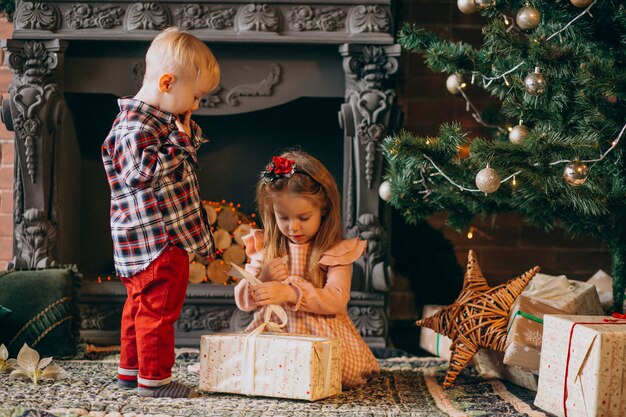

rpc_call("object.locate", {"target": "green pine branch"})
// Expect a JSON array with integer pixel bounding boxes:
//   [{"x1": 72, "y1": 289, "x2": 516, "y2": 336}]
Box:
[{"x1": 385, "y1": 1, "x2": 626, "y2": 312}]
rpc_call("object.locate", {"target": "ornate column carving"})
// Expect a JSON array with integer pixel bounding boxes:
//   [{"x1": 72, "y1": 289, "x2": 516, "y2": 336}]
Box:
[
  {"x1": 339, "y1": 43, "x2": 401, "y2": 293},
  {"x1": 0, "y1": 39, "x2": 67, "y2": 269}
]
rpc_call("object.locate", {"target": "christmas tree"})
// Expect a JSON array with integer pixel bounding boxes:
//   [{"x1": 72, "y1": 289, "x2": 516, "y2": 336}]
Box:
[{"x1": 382, "y1": 0, "x2": 625, "y2": 312}]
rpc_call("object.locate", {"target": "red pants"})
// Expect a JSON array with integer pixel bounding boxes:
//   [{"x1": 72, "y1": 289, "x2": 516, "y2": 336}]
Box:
[{"x1": 118, "y1": 245, "x2": 189, "y2": 387}]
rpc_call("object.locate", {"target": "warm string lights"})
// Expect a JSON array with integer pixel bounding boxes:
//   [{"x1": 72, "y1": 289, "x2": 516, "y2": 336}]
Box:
[
  {"x1": 408, "y1": 123, "x2": 625, "y2": 195},
  {"x1": 468, "y1": 1, "x2": 597, "y2": 87},
  {"x1": 447, "y1": 1, "x2": 598, "y2": 131},
  {"x1": 417, "y1": 0, "x2": 615, "y2": 195}
]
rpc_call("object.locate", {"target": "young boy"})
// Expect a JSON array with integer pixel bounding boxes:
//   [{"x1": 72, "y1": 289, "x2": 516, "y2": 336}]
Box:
[{"x1": 101, "y1": 27, "x2": 220, "y2": 398}]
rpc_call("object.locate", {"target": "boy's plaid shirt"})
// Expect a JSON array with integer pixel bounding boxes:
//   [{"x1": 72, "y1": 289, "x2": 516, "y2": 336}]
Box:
[{"x1": 102, "y1": 98, "x2": 215, "y2": 278}]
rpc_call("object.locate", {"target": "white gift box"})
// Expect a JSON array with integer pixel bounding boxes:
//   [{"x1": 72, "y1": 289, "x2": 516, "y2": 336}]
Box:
[
  {"x1": 419, "y1": 305, "x2": 453, "y2": 360},
  {"x1": 199, "y1": 332, "x2": 342, "y2": 401},
  {"x1": 534, "y1": 315, "x2": 626, "y2": 417}
]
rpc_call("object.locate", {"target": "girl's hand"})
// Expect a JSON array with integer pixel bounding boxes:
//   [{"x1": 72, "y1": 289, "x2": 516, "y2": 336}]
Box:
[
  {"x1": 258, "y1": 258, "x2": 288, "y2": 282},
  {"x1": 251, "y1": 282, "x2": 298, "y2": 306},
  {"x1": 175, "y1": 111, "x2": 192, "y2": 137}
]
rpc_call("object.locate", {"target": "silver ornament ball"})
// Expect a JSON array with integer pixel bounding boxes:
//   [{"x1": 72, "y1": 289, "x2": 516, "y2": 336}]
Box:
[
  {"x1": 457, "y1": 0, "x2": 478, "y2": 14},
  {"x1": 475, "y1": 166, "x2": 501, "y2": 194},
  {"x1": 570, "y1": 0, "x2": 593, "y2": 8},
  {"x1": 509, "y1": 125, "x2": 529, "y2": 145},
  {"x1": 563, "y1": 161, "x2": 588, "y2": 186},
  {"x1": 475, "y1": 0, "x2": 497, "y2": 9},
  {"x1": 516, "y1": 6, "x2": 541, "y2": 30},
  {"x1": 524, "y1": 68, "x2": 546, "y2": 95},
  {"x1": 446, "y1": 74, "x2": 465, "y2": 95},
  {"x1": 378, "y1": 180, "x2": 393, "y2": 202}
]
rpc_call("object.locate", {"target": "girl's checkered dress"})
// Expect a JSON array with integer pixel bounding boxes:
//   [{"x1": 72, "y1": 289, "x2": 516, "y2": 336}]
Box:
[{"x1": 234, "y1": 230, "x2": 380, "y2": 388}]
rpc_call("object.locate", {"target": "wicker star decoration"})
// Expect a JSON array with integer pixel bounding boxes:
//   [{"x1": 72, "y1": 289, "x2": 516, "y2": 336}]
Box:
[{"x1": 416, "y1": 250, "x2": 540, "y2": 388}]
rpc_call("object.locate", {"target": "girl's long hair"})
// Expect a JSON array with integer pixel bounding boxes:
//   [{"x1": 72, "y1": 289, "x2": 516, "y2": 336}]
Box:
[{"x1": 256, "y1": 150, "x2": 342, "y2": 288}]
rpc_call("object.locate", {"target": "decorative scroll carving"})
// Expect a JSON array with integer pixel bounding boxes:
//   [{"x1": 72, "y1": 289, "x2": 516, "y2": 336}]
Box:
[
  {"x1": 225, "y1": 64, "x2": 281, "y2": 106},
  {"x1": 347, "y1": 213, "x2": 388, "y2": 292},
  {"x1": 125, "y1": 2, "x2": 170, "y2": 31},
  {"x1": 177, "y1": 306, "x2": 231, "y2": 332},
  {"x1": 355, "y1": 93, "x2": 390, "y2": 188},
  {"x1": 80, "y1": 304, "x2": 122, "y2": 330},
  {"x1": 14, "y1": 2, "x2": 61, "y2": 31},
  {"x1": 342, "y1": 45, "x2": 399, "y2": 189},
  {"x1": 348, "y1": 306, "x2": 386, "y2": 337},
  {"x1": 236, "y1": 4, "x2": 280, "y2": 32},
  {"x1": 174, "y1": 4, "x2": 236, "y2": 30},
  {"x1": 130, "y1": 61, "x2": 145, "y2": 87},
  {"x1": 128, "y1": 62, "x2": 280, "y2": 108},
  {"x1": 348, "y1": 5, "x2": 390, "y2": 34},
  {"x1": 12, "y1": 208, "x2": 58, "y2": 269},
  {"x1": 344, "y1": 45, "x2": 399, "y2": 92},
  {"x1": 65, "y1": 4, "x2": 124, "y2": 30},
  {"x1": 3, "y1": 39, "x2": 66, "y2": 269},
  {"x1": 339, "y1": 45, "x2": 400, "y2": 340},
  {"x1": 199, "y1": 86, "x2": 224, "y2": 108},
  {"x1": 286, "y1": 6, "x2": 345, "y2": 32}
]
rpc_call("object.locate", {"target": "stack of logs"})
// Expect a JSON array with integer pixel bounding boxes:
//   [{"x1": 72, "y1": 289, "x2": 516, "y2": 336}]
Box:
[{"x1": 188, "y1": 200, "x2": 257, "y2": 284}]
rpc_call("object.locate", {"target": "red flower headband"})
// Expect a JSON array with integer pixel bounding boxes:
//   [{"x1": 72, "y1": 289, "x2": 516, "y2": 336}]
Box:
[{"x1": 261, "y1": 156, "x2": 297, "y2": 183}]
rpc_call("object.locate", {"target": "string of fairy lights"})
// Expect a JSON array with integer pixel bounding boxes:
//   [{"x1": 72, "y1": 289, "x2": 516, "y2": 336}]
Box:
[{"x1": 380, "y1": 0, "x2": 622, "y2": 200}]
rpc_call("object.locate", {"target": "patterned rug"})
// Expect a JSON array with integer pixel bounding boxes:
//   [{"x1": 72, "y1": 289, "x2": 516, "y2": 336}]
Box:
[{"x1": 0, "y1": 351, "x2": 552, "y2": 417}]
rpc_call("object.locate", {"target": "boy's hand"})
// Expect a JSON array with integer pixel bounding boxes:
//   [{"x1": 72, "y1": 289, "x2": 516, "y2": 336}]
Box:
[
  {"x1": 175, "y1": 110, "x2": 192, "y2": 137},
  {"x1": 251, "y1": 281, "x2": 298, "y2": 306},
  {"x1": 258, "y1": 258, "x2": 288, "y2": 282}
]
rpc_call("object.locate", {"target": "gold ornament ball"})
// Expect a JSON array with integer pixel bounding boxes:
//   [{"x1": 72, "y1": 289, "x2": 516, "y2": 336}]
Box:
[
  {"x1": 524, "y1": 68, "x2": 546, "y2": 96},
  {"x1": 570, "y1": 0, "x2": 593, "y2": 7},
  {"x1": 563, "y1": 161, "x2": 588, "y2": 186},
  {"x1": 475, "y1": 166, "x2": 501, "y2": 193},
  {"x1": 475, "y1": 0, "x2": 497, "y2": 9},
  {"x1": 516, "y1": 6, "x2": 541, "y2": 30},
  {"x1": 509, "y1": 125, "x2": 529, "y2": 145},
  {"x1": 446, "y1": 74, "x2": 465, "y2": 95},
  {"x1": 457, "y1": 0, "x2": 478, "y2": 14},
  {"x1": 378, "y1": 180, "x2": 393, "y2": 202}
]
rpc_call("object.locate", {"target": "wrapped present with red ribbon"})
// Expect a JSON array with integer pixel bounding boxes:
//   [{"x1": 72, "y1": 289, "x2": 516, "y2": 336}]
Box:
[
  {"x1": 418, "y1": 305, "x2": 453, "y2": 360},
  {"x1": 502, "y1": 295, "x2": 568, "y2": 372},
  {"x1": 534, "y1": 314, "x2": 626, "y2": 417}
]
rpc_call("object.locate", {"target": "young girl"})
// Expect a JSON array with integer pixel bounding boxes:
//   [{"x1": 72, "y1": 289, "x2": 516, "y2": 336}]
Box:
[{"x1": 234, "y1": 150, "x2": 380, "y2": 388}]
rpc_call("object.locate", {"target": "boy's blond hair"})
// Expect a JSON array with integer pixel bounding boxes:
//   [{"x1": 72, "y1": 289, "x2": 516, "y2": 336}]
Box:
[
  {"x1": 256, "y1": 150, "x2": 343, "y2": 289},
  {"x1": 145, "y1": 27, "x2": 220, "y2": 90}
]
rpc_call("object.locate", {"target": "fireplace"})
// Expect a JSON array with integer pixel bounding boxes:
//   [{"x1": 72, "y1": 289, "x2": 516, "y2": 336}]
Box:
[{"x1": 1, "y1": 0, "x2": 400, "y2": 347}]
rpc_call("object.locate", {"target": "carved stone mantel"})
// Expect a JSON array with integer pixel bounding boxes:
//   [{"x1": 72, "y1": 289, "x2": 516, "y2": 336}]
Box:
[
  {"x1": 1, "y1": 0, "x2": 399, "y2": 348},
  {"x1": 11, "y1": 1, "x2": 394, "y2": 44}
]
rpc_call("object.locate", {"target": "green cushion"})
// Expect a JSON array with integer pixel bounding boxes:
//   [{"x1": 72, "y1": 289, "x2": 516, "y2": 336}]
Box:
[
  {"x1": 0, "y1": 305, "x2": 11, "y2": 323},
  {"x1": 0, "y1": 267, "x2": 81, "y2": 358}
]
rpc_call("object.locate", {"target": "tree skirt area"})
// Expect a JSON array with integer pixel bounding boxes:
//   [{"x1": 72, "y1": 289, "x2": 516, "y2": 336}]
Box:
[{"x1": 0, "y1": 350, "x2": 551, "y2": 417}]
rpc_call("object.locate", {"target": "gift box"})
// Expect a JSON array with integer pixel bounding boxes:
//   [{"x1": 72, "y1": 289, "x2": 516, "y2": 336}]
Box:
[
  {"x1": 522, "y1": 273, "x2": 604, "y2": 315},
  {"x1": 199, "y1": 332, "x2": 342, "y2": 401},
  {"x1": 419, "y1": 305, "x2": 453, "y2": 360},
  {"x1": 473, "y1": 349, "x2": 539, "y2": 391},
  {"x1": 587, "y1": 270, "x2": 626, "y2": 313},
  {"x1": 502, "y1": 295, "x2": 567, "y2": 372},
  {"x1": 534, "y1": 315, "x2": 626, "y2": 417}
]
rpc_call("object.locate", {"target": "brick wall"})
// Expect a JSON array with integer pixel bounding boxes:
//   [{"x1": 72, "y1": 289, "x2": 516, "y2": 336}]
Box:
[
  {"x1": 389, "y1": 1, "x2": 612, "y2": 329},
  {"x1": 0, "y1": 14, "x2": 13, "y2": 270}
]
